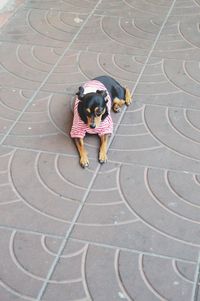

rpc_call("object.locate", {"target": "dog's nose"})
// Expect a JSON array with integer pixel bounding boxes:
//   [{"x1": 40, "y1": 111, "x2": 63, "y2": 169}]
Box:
[{"x1": 90, "y1": 123, "x2": 96, "y2": 129}]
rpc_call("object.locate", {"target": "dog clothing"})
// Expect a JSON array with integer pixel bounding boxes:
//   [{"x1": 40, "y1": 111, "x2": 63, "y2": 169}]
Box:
[{"x1": 70, "y1": 80, "x2": 113, "y2": 138}]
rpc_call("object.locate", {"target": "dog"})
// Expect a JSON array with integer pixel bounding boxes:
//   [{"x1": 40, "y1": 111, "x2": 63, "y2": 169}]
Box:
[{"x1": 70, "y1": 75, "x2": 132, "y2": 168}]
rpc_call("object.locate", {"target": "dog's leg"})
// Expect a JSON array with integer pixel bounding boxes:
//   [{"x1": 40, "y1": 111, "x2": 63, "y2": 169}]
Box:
[
  {"x1": 99, "y1": 134, "x2": 108, "y2": 164},
  {"x1": 74, "y1": 138, "x2": 89, "y2": 168},
  {"x1": 113, "y1": 97, "x2": 125, "y2": 113},
  {"x1": 125, "y1": 87, "x2": 132, "y2": 106},
  {"x1": 113, "y1": 88, "x2": 132, "y2": 112}
]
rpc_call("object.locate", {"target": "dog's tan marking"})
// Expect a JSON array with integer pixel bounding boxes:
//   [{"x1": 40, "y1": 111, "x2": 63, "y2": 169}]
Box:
[
  {"x1": 94, "y1": 116, "x2": 102, "y2": 127},
  {"x1": 125, "y1": 87, "x2": 132, "y2": 106},
  {"x1": 113, "y1": 97, "x2": 125, "y2": 112},
  {"x1": 74, "y1": 138, "x2": 89, "y2": 168},
  {"x1": 94, "y1": 107, "x2": 100, "y2": 114},
  {"x1": 87, "y1": 116, "x2": 92, "y2": 126},
  {"x1": 99, "y1": 134, "x2": 108, "y2": 163},
  {"x1": 87, "y1": 108, "x2": 106, "y2": 128},
  {"x1": 87, "y1": 116, "x2": 101, "y2": 128},
  {"x1": 86, "y1": 108, "x2": 91, "y2": 114}
]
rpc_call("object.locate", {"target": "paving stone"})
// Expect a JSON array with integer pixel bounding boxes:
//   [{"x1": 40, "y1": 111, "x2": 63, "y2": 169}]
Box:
[
  {"x1": 0, "y1": 42, "x2": 64, "y2": 89},
  {"x1": 25, "y1": 0, "x2": 99, "y2": 13},
  {"x1": 95, "y1": 0, "x2": 173, "y2": 18},
  {"x1": 42, "y1": 50, "x2": 141, "y2": 93},
  {"x1": 41, "y1": 240, "x2": 89, "y2": 301},
  {"x1": 71, "y1": 162, "x2": 200, "y2": 261},
  {"x1": 152, "y1": 9, "x2": 200, "y2": 60},
  {"x1": 0, "y1": 88, "x2": 34, "y2": 139},
  {"x1": 171, "y1": 0, "x2": 200, "y2": 18},
  {"x1": 0, "y1": 147, "x2": 99, "y2": 235},
  {"x1": 0, "y1": 228, "x2": 64, "y2": 301},
  {"x1": 107, "y1": 103, "x2": 200, "y2": 173},
  {"x1": 42, "y1": 242, "x2": 196, "y2": 301},
  {"x1": 134, "y1": 56, "x2": 200, "y2": 110},
  {"x1": 71, "y1": 14, "x2": 161, "y2": 56},
  {"x1": 2, "y1": 92, "x2": 75, "y2": 154},
  {"x1": 0, "y1": 7, "x2": 88, "y2": 48}
]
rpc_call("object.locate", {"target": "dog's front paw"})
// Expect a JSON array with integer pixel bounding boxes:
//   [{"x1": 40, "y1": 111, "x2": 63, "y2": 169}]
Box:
[
  {"x1": 80, "y1": 155, "x2": 89, "y2": 168},
  {"x1": 113, "y1": 104, "x2": 121, "y2": 113},
  {"x1": 99, "y1": 152, "x2": 107, "y2": 164},
  {"x1": 113, "y1": 98, "x2": 125, "y2": 113}
]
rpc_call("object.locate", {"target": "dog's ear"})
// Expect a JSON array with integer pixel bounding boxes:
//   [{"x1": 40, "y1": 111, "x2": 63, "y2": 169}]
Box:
[
  {"x1": 76, "y1": 86, "x2": 84, "y2": 100},
  {"x1": 96, "y1": 90, "x2": 107, "y2": 98}
]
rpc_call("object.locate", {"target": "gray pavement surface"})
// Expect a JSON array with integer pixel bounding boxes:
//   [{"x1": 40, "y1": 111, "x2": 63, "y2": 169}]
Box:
[{"x1": 0, "y1": 0, "x2": 200, "y2": 300}]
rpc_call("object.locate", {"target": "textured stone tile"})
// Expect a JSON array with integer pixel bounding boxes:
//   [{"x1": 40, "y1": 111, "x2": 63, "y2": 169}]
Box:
[
  {"x1": 134, "y1": 55, "x2": 200, "y2": 110},
  {"x1": 3, "y1": 92, "x2": 75, "y2": 154},
  {"x1": 3, "y1": 91, "x2": 76, "y2": 152},
  {"x1": 42, "y1": 50, "x2": 140, "y2": 93},
  {"x1": 115, "y1": 250, "x2": 195, "y2": 301},
  {"x1": 0, "y1": 88, "x2": 36, "y2": 138},
  {"x1": 171, "y1": 0, "x2": 200, "y2": 17},
  {"x1": 0, "y1": 8, "x2": 88, "y2": 47},
  {"x1": 41, "y1": 240, "x2": 90, "y2": 301},
  {"x1": 0, "y1": 42, "x2": 64, "y2": 89},
  {"x1": 107, "y1": 102, "x2": 200, "y2": 173},
  {"x1": 71, "y1": 14, "x2": 162, "y2": 56},
  {"x1": 95, "y1": 0, "x2": 173, "y2": 18},
  {"x1": 0, "y1": 228, "x2": 63, "y2": 301},
  {"x1": 71, "y1": 162, "x2": 200, "y2": 261},
  {"x1": 25, "y1": 0, "x2": 98, "y2": 13},
  {"x1": 151, "y1": 11, "x2": 200, "y2": 60},
  {"x1": 42, "y1": 242, "x2": 196, "y2": 301},
  {"x1": 0, "y1": 148, "x2": 96, "y2": 235},
  {"x1": 136, "y1": 62, "x2": 200, "y2": 109}
]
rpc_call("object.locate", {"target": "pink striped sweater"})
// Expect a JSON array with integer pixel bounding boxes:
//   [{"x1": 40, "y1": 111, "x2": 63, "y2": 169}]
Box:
[{"x1": 70, "y1": 80, "x2": 113, "y2": 138}]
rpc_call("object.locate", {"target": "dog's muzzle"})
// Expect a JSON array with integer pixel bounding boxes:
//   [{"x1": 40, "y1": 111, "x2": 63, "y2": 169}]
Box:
[{"x1": 90, "y1": 123, "x2": 96, "y2": 129}]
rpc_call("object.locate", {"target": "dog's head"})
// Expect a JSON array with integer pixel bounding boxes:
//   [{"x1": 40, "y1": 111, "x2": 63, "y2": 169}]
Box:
[{"x1": 76, "y1": 86, "x2": 108, "y2": 129}]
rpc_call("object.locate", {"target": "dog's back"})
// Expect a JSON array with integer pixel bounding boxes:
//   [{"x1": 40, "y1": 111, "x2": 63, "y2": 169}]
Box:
[{"x1": 93, "y1": 75, "x2": 125, "y2": 101}]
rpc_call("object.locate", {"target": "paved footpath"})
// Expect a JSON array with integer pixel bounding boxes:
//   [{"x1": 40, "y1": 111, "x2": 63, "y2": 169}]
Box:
[{"x1": 0, "y1": 0, "x2": 200, "y2": 300}]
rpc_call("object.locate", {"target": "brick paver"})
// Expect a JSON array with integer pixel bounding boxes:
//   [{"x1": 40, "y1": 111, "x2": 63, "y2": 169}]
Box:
[{"x1": 1, "y1": 0, "x2": 200, "y2": 300}]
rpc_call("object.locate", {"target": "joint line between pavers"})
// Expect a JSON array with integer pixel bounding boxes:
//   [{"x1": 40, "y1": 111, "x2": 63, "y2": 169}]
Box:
[
  {"x1": 0, "y1": 223, "x2": 196, "y2": 266},
  {"x1": 107, "y1": 0, "x2": 177, "y2": 151},
  {"x1": 191, "y1": 251, "x2": 200, "y2": 301},
  {"x1": 35, "y1": 164, "x2": 101, "y2": 301},
  {"x1": 70, "y1": 237, "x2": 197, "y2": 265},
  {"x1": 35, "y1": 1, "x2": 178, "y2": 300},
  {"x1": 0, "y1": 224, "x2": 64, "y2": 239},
  {"x1": 34, "y1": 1, "x2": 104, "y2": 300}
]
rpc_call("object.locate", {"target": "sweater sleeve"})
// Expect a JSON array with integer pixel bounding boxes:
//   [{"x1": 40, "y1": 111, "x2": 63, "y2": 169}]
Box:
[{"x1": 70, "y1": 98, "x2": 86, "y2": 138}]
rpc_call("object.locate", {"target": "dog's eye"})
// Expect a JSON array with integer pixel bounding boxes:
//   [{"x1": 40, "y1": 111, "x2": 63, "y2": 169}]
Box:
[{"x1": 95, "y1": 108, "x2": 103, "y2": 116}]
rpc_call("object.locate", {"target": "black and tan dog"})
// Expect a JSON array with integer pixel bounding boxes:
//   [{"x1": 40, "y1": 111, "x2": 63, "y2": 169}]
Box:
[{"x1": 70, "y1": 75, "x2": 132, "y2": 168}]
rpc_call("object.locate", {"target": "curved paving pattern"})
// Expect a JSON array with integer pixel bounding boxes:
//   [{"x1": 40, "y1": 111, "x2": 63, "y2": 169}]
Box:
[{"x1": 1, "y1": 0, "x2": 200, "y2": 300}]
